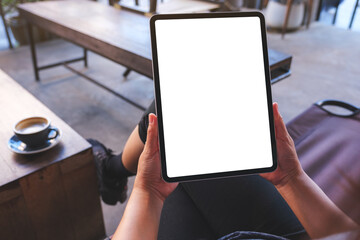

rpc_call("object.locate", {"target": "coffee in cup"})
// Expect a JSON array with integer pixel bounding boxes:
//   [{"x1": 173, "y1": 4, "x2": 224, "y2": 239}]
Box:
[{"x1": 14, "y1": 117, "x2": 59, "y2": 148}]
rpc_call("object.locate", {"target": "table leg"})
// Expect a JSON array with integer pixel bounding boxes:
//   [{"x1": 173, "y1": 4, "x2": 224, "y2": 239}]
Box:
[
  {"x1": 258, "y1": 0, "x2": 264, "y2": 9},
  {"x1": 263, "y1": 0, "x2": 269, "y2": 8},
  {"x1": 150, "y1": 0, "x2": 157, "y2": 13},
  {"x1": 27, "y1": 23, "x2": 40, "y2": 81},
  {"x1": 64, "y1": 64, "x2": 146, "y2": 111},
  {"x1": 123, "y1": 68, "x2": 132, "y2": 77},
  {"x1": 84, "y1": 48, "x2": 88, "y2": 67}
]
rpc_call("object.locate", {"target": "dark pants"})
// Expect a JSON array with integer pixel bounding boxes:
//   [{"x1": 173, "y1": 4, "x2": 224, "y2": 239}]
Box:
[
  {"x1": 139, "y1": 101, "x2": 305, "y2": 240},
  {"x1": 159, "y1": 177, "x2": 305, "y2": 240}
]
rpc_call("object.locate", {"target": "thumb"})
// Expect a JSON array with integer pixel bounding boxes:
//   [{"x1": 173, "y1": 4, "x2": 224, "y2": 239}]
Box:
[
  {"x1": 143, "y1": 113, "x2": 159, "y2": 155},
  {"x1": 273, "y1": 102, "x2": 288, "y2": 141}
]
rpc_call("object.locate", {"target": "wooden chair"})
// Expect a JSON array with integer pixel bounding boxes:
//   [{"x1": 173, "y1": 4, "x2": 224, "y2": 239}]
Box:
[
  {"x1": 315, "y1": 0, "x2": 341, "y2": 25},
  {"x1": 282, "y1": 0, "x2": 314, "y2": 38},
  {"x1": 224, "y1": 0, "x2": 312, "y2": 38}
]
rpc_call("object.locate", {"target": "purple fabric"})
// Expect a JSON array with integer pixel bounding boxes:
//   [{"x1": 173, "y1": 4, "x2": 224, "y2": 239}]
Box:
[{"x1": 286, "y1": 104, "x2": 360, "y2": 224}]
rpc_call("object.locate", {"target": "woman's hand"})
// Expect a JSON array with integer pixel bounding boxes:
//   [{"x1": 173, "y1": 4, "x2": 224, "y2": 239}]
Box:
[
  {"x1": 260, "y1": 103, "x2": 359, "y2": 238},
  {"x1": 260, "y1": 103, "x2": 303, "y2": 188},
  {"x1": 113, "y1": 114, "x2": 177, "y2": 240},
  {"x1": 134, "y1": 113, "x2": 178, "y2": 202}
]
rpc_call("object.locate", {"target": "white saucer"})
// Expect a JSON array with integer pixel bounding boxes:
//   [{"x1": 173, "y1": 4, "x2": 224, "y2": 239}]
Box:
[{"x1": 8, "y1": 127, "x2": 62, "y2": 155}]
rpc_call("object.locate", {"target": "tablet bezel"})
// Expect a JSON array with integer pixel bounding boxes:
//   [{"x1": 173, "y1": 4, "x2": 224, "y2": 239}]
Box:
[{"x1": 150, "y1": 12, "x2": 277, "y2": 182}]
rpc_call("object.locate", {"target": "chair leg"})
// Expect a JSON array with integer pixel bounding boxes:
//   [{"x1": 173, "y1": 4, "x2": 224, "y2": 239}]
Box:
[
  {"x1": 306, "y1": 0, "x2": 313, "y2": 28},
  {"x1": 349, "y1": 0, "x2": 359, "y2": 29},
  {"x1": 315, "y1": 0, "x2": 323, "y2": 20},
  {"x1": 332, "y1": 0, "x2": 340, "y2": 25},
  {"x1": 282, "y1": 0, "x2": 294, "y2": 39}
]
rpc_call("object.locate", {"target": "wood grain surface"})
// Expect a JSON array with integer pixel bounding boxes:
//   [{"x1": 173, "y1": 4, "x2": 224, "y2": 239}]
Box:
[
  {"x1": 0, "y1": 69, "x2": 91, "y2": 187},
  {"x1": 18, "y1": 1, "x2": 153, "y2": 77},
  {"x1": 18, "y1": 1, "x2": 290, "y2": 80}
]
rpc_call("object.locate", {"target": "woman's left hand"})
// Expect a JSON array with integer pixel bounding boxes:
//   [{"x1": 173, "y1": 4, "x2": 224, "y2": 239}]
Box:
[
  {"x1": 134, "y1": 113, "x2": 178, "y2": 202},
  {"x1": 113, "y1": 114, "x2": 177, "y2": 240}
]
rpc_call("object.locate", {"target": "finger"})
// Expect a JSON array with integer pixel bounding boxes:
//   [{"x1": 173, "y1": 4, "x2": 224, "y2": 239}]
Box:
[
  {"x1": 273, "y1": 102, "x2": 289, "y2": 140},
  {"x1": 144, "y1": 113, "x2": 159, "y2": 154}
]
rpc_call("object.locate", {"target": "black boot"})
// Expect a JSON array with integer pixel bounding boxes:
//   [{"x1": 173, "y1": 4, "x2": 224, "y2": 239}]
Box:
[{"x1": 87, "y1": 139, "x2": 128, "y2": 205}]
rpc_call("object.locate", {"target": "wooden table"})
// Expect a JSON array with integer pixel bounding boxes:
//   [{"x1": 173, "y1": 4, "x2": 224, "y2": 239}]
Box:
[
  {"x1": 0, "y1": 70, "x2": 105, "y2": 240},
  {"x1": 18, "y1": 1, "x2": 152, "y2": 77},
  {"x1": 18, "y1": 1, "x2": 291, "y2": 109}
]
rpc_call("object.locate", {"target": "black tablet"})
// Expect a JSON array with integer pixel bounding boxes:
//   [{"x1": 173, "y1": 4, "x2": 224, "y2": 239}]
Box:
[{"x1": 150, "y1": 12, "x2": 277, "y2": 182}]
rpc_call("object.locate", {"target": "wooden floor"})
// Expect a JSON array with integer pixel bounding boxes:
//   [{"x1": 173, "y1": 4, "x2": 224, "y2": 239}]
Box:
[{"x1": 0, "y1": 22, "x2": 359, "y2": 236}]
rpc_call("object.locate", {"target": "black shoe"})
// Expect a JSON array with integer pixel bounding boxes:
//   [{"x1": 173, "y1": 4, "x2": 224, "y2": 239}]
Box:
[{"x1": 87, "y1": 139, "x2": 128, "y2": 205}]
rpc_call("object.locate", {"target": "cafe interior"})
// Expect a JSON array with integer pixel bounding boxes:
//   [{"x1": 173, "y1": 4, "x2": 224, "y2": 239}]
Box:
[{"x1": 0, "y1": 0, "x2": 359, "y2": 239}]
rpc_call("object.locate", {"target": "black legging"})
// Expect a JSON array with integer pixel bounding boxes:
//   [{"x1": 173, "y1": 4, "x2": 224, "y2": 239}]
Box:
[{"x1": 139, "y1": 100, "x2": 306, "y2": 240}]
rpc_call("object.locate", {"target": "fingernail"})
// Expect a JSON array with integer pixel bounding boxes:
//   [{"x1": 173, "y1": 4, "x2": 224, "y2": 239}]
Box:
[{"x1": 149, "y1": 114, "x2": 154, "y2": 124}]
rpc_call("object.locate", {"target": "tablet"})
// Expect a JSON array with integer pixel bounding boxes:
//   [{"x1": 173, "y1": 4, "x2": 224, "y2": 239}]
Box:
[{"x1": 150, "y1": 12, "x2": 277, "y2": 182}]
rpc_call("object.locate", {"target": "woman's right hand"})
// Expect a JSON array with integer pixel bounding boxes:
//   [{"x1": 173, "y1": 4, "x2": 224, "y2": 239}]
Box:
[
  {"x1": 261, "y1": 103, "x2": 359, "y2": 238},
  {"x1": 260, "y1": 103, "x2": 303, "y2": 188}
]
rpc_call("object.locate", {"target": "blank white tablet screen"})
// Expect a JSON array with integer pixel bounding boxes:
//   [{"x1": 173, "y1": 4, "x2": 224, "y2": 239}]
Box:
[{"x1": 154, "y1": 16, "x2": 273, "y2": 178}]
